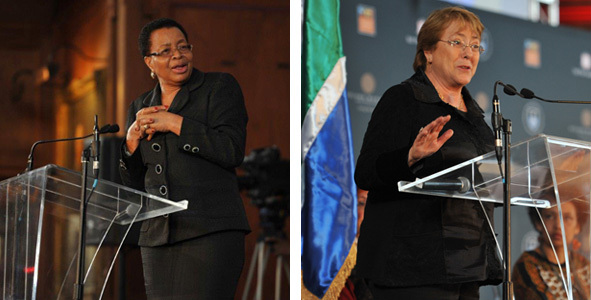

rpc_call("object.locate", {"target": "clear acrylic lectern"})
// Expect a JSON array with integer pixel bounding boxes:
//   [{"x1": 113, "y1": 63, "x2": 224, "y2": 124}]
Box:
[
  {"x1": 398, "y1": 134, "x2": 591, "y2": 300},
  {"x1": 0, "y1": 164, "x2": 188, "y2": 299}
]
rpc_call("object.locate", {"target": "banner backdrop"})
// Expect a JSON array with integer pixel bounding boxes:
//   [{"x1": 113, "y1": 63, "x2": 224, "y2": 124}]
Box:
[{"x1": 341, "y1": 0, "x2": 591, "y2": 297}]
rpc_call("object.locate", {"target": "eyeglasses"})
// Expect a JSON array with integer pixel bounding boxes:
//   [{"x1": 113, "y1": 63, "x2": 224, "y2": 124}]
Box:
[
  {"x1": 147, "y1": 44, "x2": 193, "y2": 58},
  {"x1": 439, "y1": 40, "x2": 484, "y2": 54}
]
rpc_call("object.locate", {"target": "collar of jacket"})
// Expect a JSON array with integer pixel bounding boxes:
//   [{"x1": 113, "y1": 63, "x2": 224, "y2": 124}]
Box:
[
  {"x1": 142, "y1": 68, "x2": 205, "y2": 114},
  {"x1": 403, "y1": 69, "x2": 485, "y2": 115}
]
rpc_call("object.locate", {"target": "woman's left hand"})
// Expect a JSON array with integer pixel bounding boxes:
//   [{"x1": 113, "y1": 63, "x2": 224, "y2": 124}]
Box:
[
  {"x1": 136, "y1": 107, "x2": 183, "y2": 141},
  {"x1": 407, "y1": 115, "x2": 454, "y2": 167}
]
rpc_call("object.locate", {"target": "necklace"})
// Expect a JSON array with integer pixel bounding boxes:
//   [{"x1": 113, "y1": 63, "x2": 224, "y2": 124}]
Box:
[{"x1": 437, "y1": 91, "x2": 466, "y2": 111}]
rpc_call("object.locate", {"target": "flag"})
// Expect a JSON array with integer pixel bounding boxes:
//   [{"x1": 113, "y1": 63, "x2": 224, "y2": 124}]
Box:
[{"x1": 301, "y1": 0, "x2": 357, "y2": 298}]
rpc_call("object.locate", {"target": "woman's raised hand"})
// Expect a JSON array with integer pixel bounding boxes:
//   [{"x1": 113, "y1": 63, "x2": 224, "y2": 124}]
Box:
[{"x1": 407, "y1": 115, "x2": 454, "y2": 167}]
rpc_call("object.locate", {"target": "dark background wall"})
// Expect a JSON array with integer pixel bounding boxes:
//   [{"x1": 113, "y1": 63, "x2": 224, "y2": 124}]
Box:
[
  {"x1": 0, "y1": 0, "x2": 289, "y2": 299},
  {"x1": 341, "y1": 0, "x2": 591, "y2": 297}
]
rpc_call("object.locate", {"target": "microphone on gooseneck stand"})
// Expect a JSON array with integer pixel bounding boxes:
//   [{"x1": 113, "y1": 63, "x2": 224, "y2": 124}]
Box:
[
  {"x1": 97, "y1": 124, "x2": 120, "y2": 134},
  {"x1": 25, "y1": 124, "x2": 119, "y2": 173},
  {"x1": 501, "y1": 83, "x2": 591, "y2": 104},
  {"x1": 491, "y1": 81, "x2": 526, "y2": 164},
  {"x1": 500, "y1": 83, "x2": 524, "y2": 98},
  {"x1": 491, "y1": 81, "x2": 503, "y2": 166},
  {"x1": 520, "y1": 88, "x2": 535, "y2": 99},
  {"x1": 104, "y1": 124, "x2": 120, "y2": 134},
  {"x1": 519, "y1": 87, "x2": 591, "y2": 104},
  {"x1": 92, "y1": 115, "x2": 100, "y2": 177}
]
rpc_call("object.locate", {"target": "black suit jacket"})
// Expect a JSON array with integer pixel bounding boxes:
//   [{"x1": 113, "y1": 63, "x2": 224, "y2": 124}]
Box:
[
  {"x1": 355, "y1": 70, "x2": 503, "y2": 287},
  {"x1": 120, "y1": 68, "x2": 250, "y2": 247}
]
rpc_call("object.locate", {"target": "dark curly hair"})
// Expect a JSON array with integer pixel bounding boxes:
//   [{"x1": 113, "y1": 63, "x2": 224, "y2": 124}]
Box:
[{"x1": 138, "y1": 18, "x2": 189, "y2": 57}]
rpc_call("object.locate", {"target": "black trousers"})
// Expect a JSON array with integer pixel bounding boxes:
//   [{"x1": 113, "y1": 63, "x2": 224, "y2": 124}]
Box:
[
  {"x1": 368, "y1": 280, "x2": 480, "y2": 300},
  {"x1": 141, "y1": 230, "x2": 246, "y2": 300}
]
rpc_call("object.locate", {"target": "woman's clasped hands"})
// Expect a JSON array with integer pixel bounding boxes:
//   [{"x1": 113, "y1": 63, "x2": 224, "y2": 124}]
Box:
[{"x1": 126, "y1": 105, "x2": 182, "y2": 153}]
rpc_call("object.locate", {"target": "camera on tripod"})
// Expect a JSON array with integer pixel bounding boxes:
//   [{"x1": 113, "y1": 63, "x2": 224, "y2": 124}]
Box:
[{"x1": 238, "y1": 146, "x2": 289, "y2": 240}]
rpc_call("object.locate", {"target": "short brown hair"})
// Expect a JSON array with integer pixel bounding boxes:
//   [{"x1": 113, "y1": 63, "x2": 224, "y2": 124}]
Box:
[
  {"x1": 413, "y1": 6, "x2": 484, "y2": 72},
  {"x1": 528, "y1": 198, "x2": 588, "y2": 231},
  {"x1": 528, "y1": 178, "x2": 589, "y2": 229}
]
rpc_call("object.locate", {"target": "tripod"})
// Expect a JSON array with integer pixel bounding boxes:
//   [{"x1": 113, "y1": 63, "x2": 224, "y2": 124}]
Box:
[
  {"x1": 236, "y1": 151, "x2": 290, "y2": 300},
  {"x1": 242, "y1": 234, "x2": 289, "y2": 300}
]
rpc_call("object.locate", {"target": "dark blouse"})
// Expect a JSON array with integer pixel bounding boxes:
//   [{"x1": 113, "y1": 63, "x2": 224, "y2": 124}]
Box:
[{"x1": 355, "y1": 69, "x2": 503, "y2": 287}]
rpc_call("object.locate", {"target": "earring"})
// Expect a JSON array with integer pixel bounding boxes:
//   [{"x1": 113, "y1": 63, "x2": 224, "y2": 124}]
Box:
[{"x1": 150, "y1": 71, "x2": 156, "y2": 79}]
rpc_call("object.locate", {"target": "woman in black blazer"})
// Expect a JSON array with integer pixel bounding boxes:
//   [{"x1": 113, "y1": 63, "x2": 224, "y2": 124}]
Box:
[
  {"x1": 354, "y1": 7, "x2": 502, "y2": 299},
  {"x1": 119, "y1": 18, "x2": 250, "y2": 299}
]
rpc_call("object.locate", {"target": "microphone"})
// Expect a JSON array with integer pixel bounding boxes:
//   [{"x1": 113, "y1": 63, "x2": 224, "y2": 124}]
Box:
[
  {"x1": 500, "y1": 83, "x2": 524, "y2": 98},
  {"x1": 25, "y1": 123, "x2": 119, "y2": 172},
  {"x1": 496, "y1": 82, "x2": 591, "y2": 104},
  {"x1": 520, "y1": 88, "x2": 535, "y2": 99},
  {"x1": 418, "y1": 177, "x2": 471, "y2": 193},
  {"x1": 492, "y1": 81, "x2": 503, "y2": 165},
  {"x1": 513, "y1": 87, "x2": 591, "y2": 104},
  {"x1": 502, "y1": 85, "x2": 517, "y2": 96},
  {"x1": 92, "y1": 116, "x2": 100, "y2": 175},
  {"x1": 102, "y1": 124, "x2": 119, "y2": 134}
]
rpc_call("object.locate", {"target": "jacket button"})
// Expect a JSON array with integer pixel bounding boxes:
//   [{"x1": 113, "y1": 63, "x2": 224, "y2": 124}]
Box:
[
  {"x1": 151, "y1": 143, "x2": 161, "y2": 152},
  {"x1": 159, "y1": 185, "x2": 167, "y2": 196},
  {"x1": 155, "y1": 164, "x2": 163, "y2": 174},
  {"x1": 183, "y1": 144, "x2": 191, "y2": 151},
  {"x1": 191, "y1": 146, "x2": 199, "y2": 153},
  {"x1": 119, "y1": 159, "x2": 127, "y2": 170}
]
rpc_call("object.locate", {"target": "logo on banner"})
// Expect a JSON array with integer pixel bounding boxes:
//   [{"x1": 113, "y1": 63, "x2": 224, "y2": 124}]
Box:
[
  {"x1": 479, "y1": 29, "x2": 492, "y2": 62},
  {"x1": 524, "y1": 39, "x2": 541, "y2": 69},
  {"x1": 416, "y1": 19, "x2": 425, "y2": 35},
  {"x1": 404, "y1": 18, "x2": 425, "y2": 45},
  {"x1": 581, "y1": 52, "x2": 591, "y2": 70},
  {"x1": 357, "y1": 4, "x2": 376, "y2": 37},
  {"x1": 360, "y1": 72, "x2": 376, "y2": 95},
  {"x1": 567, "y1": 109, "x2": 591, "y2": 139},
  {"x1": 572, "y1": 52, "x2": 591, "y2": 79},
  {"x1": 522, "y1": 101, "x2": 544, "y2": 135},
  {"x1": 582, "y1": 109, "x2": 591, "y2": 127},
  {"x1": 348, "y1": 71, "x2": 381, "y2": 114}
]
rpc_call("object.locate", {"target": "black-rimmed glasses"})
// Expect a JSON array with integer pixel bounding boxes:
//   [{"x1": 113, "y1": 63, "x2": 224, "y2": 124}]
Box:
[{"x1": 147, "y1": 44, "x2": 193, "y2": 58}]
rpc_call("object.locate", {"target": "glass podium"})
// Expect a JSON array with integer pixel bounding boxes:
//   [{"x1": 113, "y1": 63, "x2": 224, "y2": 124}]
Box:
[
  {"x1": 398, "y1": 134, "x2": 591, "y2": 300},
  {"x1": 0, "y1": 164, "x2": 188, "y2": 299}
]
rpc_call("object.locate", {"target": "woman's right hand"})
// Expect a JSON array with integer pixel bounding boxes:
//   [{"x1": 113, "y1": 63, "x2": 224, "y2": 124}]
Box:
[
  {"x1": 407, "y1": 115, "x2": 454, "y2": 167},
  {"x1": 125, "y1": 105, "x2": 168, "y2": 154}
]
